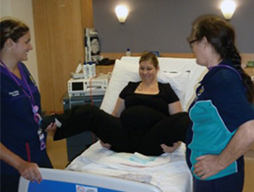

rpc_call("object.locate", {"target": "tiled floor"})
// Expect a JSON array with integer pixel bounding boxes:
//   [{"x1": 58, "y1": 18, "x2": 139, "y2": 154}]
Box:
[{"x1": 46, "y1": 137, "x2": 254, "y2": 192}]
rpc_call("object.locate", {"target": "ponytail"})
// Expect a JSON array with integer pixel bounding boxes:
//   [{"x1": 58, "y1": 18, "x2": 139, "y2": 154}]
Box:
[{"x1": 227, "y1": 43, "x2": 254, "y2": 103}]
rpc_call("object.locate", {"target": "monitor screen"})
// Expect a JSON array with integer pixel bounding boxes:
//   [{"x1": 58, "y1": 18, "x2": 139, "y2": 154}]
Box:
[{"x1": 72, "y1": 82, "x2": 83, "y2": 91}]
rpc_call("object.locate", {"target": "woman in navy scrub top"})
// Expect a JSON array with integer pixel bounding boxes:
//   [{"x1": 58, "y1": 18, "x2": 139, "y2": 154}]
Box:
[
  {"x1": 186, "y1": 15, "x2": 254, "y2": 192},
  {"x1": 0, "y1": 19, "x2": 55, "y2": 192}
]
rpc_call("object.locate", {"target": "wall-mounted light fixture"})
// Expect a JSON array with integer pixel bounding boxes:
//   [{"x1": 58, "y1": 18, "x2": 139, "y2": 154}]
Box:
[
  {"x1": 115, "y1": 5, "x2": 129, "y2": 24},
  {"x1": 220, "y1": 0, "x2": 236, "y2": 20}
]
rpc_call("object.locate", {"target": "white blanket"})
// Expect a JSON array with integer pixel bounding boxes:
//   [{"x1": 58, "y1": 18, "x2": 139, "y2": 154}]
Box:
[{"x1": 67, "y1": 141, "x2": 192, "y2": 192}]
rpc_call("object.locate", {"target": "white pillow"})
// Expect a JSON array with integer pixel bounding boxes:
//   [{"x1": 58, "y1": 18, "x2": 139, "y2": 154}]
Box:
[
  {"x1": 158, "y1": 71, "x2": 190, "y2": 110},
  {"x1": 121, "y1": 56, "x2": 197, "y2": 73},
  {"x1": 100, "y1": 59, "x2": 190, "y2": 113},
  {"x1": 184, "y1": 65, "x2": 207, "y2": 110},
  {"x1": 100, "y1": 60, "x2": 140, "y2": 114}
]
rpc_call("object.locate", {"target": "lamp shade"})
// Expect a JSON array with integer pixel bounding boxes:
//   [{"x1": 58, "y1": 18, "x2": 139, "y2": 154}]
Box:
[
  {"x1": 115, "y1": 5, "x2": 129, "y2": 23},
  {"x1": 220, "y1": 0, "x2": 236, "y2": 20}
]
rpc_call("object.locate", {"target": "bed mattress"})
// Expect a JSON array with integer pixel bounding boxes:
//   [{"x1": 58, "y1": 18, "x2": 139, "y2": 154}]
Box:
[{"x1": 66, "y1": 141, "x2": 192, "y2": 192}]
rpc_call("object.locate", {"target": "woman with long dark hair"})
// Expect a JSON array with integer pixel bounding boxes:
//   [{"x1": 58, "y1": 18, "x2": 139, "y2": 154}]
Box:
[{"x1": 186, "y1": 15, "x2": 254, "y2": 192}]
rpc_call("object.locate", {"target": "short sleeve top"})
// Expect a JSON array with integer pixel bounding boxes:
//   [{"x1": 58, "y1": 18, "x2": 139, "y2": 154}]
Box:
[
  {"x1": 0, "y1": 62, "x2": 45, "y2": 174},
  {"x1": 119, "y1": 81, "x2": 179, "y2": 116},
  {"x1": 186, "y1": 61, "x2": 254, "y2": 180}
]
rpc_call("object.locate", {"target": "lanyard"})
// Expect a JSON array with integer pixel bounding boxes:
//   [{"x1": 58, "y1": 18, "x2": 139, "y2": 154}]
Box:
[
  {"x1": 0, "y1": 59, "x2": 45, "y2": 150},
  {"x1": 0, "y1": 59, "x2": 38, "y2": 111},
  {"x1": 193, "y1": 64, "x2": 244, "y2": 103},
  {"x1": 208, "y1": 64, "x2": 242, "y2": 81}
]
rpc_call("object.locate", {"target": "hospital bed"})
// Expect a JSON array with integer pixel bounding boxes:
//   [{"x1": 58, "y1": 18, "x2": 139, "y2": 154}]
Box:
[{"x1": 19, "y1": 56, "x2": 207, "y2": 192}]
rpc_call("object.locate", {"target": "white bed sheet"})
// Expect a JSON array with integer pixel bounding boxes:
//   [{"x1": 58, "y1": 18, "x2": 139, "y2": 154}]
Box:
[
  {"x1": 67, "y1": 56, "x2": 207, "y2": 192},
  {"x1": 67, "y1": 141, "x2": 192, "y2": 192}
]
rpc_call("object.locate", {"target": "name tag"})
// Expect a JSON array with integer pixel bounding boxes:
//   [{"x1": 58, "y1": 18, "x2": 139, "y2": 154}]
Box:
[{"x1": 9, "y1": 90, "x2": 20, "y2": 97}]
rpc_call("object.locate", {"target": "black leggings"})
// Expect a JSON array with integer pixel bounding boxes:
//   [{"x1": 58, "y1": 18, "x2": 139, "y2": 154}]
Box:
[{"x1": 53, "y1": 105, "x2": 190, "y2": 156}]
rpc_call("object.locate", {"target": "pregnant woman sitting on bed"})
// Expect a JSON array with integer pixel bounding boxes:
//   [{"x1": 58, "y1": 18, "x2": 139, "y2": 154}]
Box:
[{"x1": 43, "y1": 52, "x2": 190, "y2": 156}]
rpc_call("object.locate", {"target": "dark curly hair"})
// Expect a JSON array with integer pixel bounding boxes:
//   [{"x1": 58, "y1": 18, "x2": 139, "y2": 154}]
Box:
[{"x1": 191, "y1": 15, "x2": 254, "y2": 103}]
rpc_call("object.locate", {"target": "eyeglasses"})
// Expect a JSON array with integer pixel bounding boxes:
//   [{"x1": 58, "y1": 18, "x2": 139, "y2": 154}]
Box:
[{"x1": 189, "y1": 39, "x2": 197, "y2": 48}]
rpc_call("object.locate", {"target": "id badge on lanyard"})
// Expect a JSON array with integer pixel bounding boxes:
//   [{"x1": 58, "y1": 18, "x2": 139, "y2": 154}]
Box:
[
  {"x1": 38, "y1": 129, "x2": 46, "y2": 150},
  {"x1": 33, "y1": 106, "x2": 46, "y2": 150}
]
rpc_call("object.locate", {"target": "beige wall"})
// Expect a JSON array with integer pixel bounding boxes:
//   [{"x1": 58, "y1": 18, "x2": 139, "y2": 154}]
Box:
[{"x1": 0, "y1": 0, "x2": 39, "y2": 85}]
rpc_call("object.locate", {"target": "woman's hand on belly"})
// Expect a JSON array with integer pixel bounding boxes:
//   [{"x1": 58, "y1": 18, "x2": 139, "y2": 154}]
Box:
[
  {"x1": 161, "y1": 141, "x2": 181, "y2": 153},
  {"x1": 100, "y1": 140, "x2": 111, "y2": 149}
]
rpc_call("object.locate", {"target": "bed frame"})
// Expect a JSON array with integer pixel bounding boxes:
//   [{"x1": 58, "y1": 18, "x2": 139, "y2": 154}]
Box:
[{"x1": 18, "y1": 168, "x2": 162, "y2": 192}]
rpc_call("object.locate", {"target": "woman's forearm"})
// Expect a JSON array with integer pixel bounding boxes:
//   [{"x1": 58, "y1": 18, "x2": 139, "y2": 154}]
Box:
[
  {"x1": 218, "y1": 120, "x2": 254, "y2": 167},
  {"x1": 168, "y1": 101, "x2": 182, "y2": 114},
  {"x1": 0, "y1": 143, "x2": 25, "y2": 170},
  {"x1": 0, "y1": 142, "x2": 42, "y2": 182},
  {"x1": 194, "y1": 120, "x2": 254, "y2": 179},
  {"x1": 111, "y1": 98, "x2": 125, "y2": 117}
]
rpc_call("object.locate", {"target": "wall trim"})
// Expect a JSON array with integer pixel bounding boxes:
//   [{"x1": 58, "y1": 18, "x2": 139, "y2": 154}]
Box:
[{"x1": 101, "y1": 53, "x2": 254, "y2": 64}]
